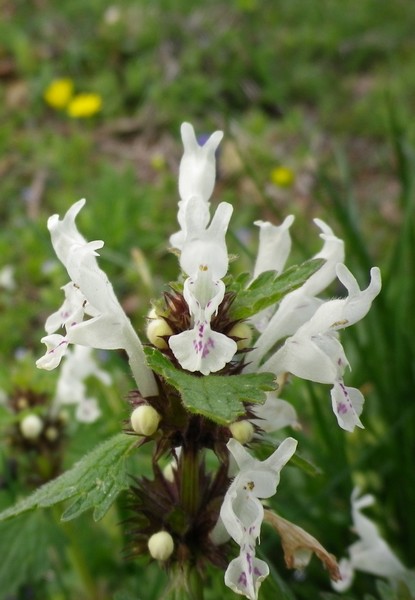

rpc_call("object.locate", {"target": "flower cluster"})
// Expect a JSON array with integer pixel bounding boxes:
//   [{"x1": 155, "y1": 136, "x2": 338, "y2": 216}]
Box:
[
  {"x1": 36, "y1": 122, "x2": 383, "y2": 599},
  {"x1": 43, "y1": 78, "x2": 102, "y2": 118}
]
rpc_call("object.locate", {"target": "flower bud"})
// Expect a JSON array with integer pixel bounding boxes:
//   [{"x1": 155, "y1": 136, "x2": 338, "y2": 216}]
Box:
[
  {"x1": 163, "y1": 461, "x2": 177, "y2": 483},
  {"x1": 45, "y1": 426, "x2": 59, "y2": 442},
  {"x1": 228, "y1": 322, "x2": 253, "y2": 350},
  {"x1": 130, "y1": 405, "x2": 161, "y2": 436},
  {"x1": 148, "y1": 531, "x2": 174, "y2": 561},
  {"x1": 20, "y1": 414, "x2": 43, "y2": 440},
  {"x1": 146, "y1": 308, "x2": 173, "y2": 350},
  {"x1": 229, "y1": 420, "x2": 254, "y2": 444}
]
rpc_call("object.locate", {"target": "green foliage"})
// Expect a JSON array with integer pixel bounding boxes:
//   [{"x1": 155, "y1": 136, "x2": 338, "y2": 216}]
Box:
[
  {"x1": 229, "y1": 258, "x2": 325, "y2": 320},
  {"x1": 0, "y1": 510, "x2": 65, "y2": 597},
  {"x1": 145, "y1": 347, "x2": 276, "y2": 425},
  {"x1": 0, "y1": 434, "x2": 136, "y2": 523}
]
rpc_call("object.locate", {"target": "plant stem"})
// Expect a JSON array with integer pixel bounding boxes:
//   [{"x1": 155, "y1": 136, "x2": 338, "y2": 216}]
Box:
[{"x1": 179, "y1": 445, "x2": 200, "y2": 517}]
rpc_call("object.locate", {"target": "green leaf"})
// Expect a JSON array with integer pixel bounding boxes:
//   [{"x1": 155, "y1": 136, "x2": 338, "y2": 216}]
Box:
[
  {"x1": 0, "y1": 510, "x2": 65, "y2": 597},
  {"x1": 229, "y1": 258, "x2": 325, "y2": 320},
  {"x1": 0, "y1": 433, "x2": 136, "y2": 523},
  {"x1": 145, "y1": 347, "x2": 276, "y2": 425}
]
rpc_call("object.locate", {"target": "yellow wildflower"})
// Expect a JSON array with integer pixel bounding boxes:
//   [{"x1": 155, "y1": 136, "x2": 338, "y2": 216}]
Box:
[
  {"x1": 67, "y1": 93, "x2": 102, "y2": 118},
  {"x1": 270, "y1": 166, "x2": 295, "y2": 188},
  {"x1": 43, "y1": 78, "x2": 74, "y2": 110},
  {"x1": 150, "y1": 153, "x2": 166, "y2": 171}
]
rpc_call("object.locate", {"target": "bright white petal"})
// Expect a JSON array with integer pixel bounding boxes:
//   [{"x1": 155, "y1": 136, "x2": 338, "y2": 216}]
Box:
[
  {"x1": 269, "y1": 336, "x2": 339, "y2": 384},
  {"x1": 331, "y1": 558, "x2": 355, "y2": 592},
  {"x1": 45, "y1": 282, "x2": 87, "y2": 334},
  {"x1": 169, "y1": 325, "x2": 237, "y2": 375},
  {"x1": 47, "y1": 199, "x2": 88, "y2": 265},
  {"x1": 331, "y1": 382, "x2": 364, "y2": 432},
  {"x1": 180, "y1": 201, "x2": 233, "y2": 279},
  {"x1": 36, "y1": 334, "x2": 69, "y2": 370},
  {"x1": 67, "y1": 314, "x2": 130, "y2": 350},
  {"x1": 304, "y1": 219, "x2": 345, "y2": 296},
  {"x1": 179, "y1": 122, "x2": 223, "y2": 203},
  {"x1": 224, "y1": 547, "x2": 269, "y2": 600},
  {"x1": 253, "y1": 215, "x2": 294, "y2": 278},
  {"x1": 251, "y1": 394, "x2": 298, "y2": 432},
  {"x1": 247, "y1": 292, "x2": 322, "y2": 370}
]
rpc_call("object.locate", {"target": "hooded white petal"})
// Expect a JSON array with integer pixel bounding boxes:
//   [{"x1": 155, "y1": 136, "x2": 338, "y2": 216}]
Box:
[
  {"x1": 251, "y1": 393, "x2": 299, "y2": 433},
  {"x1": 179, "y1": 200, "x2": 233, "y2": 279},
  {"x1": 224, "y1": 549, "x2": 269, "y2": 600},
  {"x1": 258, "y1": 265, "x2": 381, "y2": 431},
  {"x1": 169, "y1": 196, "x2": 237, "y2": 374},
  {"x1": 219, "y1": 438, "x2": 297, "y2": 599},
  {"x1": 36, "y1": 334, "x2": 69, "y2": 370},
  {"x1": 178, "y1": 122, "x2": 223, "y2": 204},
  {"x1": 247, "y1": 219, "x2": 345, "y2": 371},
  {"x1": 38, "y1": 200, "x2": 157, "y2": 397},
  {"x1": 331, "y1": 490, "x2": 405, "y2": 591},
  {"x1": 331, "y1": 382, "x2": 364, "y2": 432},
  {"x1": 253, "y1": 215, "x2": 294, "y2": 278},
  {"x1": 170, "y1": 123, "x2": 223, "y2": 249}
]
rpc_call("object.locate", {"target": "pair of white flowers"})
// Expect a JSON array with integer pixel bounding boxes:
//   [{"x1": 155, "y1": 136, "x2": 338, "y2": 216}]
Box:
[{"x1": 36, "y1": 122, "x2": 382, "y2": 599}]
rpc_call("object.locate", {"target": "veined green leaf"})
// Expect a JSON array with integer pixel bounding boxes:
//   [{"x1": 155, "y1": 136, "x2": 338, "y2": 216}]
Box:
[
  {"x1": 229, "y1": 258, "x2": 325, "y2": 320},
  {"x1": 0, "y1": 433, "x2": 136, "y2": 523},
  {"x1": 145, "y1": 347, "x2": 276, "y2": 425}
]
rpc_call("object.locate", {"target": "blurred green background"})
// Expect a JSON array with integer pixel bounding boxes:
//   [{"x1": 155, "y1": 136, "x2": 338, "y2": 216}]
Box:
[{"x1": 1, "y1": 0, "x2": 414, "y2": 599}]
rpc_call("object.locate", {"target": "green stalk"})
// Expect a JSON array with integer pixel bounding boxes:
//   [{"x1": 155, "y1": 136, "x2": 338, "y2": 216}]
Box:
[
  {"x1": 179, "y1": 446, "x2": 200, "y2": 517},
  {"x1": 161, "y1": 566, "x2": 204, "y2": 600},
  {"x1": 52, "y1": 508, "x2": 100, "y2": 600}
]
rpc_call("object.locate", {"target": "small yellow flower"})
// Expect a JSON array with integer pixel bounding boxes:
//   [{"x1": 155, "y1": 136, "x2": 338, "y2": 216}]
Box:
[
  {"x1": 67, "y1": 93, "x2": 102, "y2": 118},
  {"x1": 150, "y1": 153, "x2": 166, "y2": 171},
  {"x1": 43, "y1": 78, "x2": 74, "y2": 110},
  {"x1": 270, "y1": 166, "x2": 295, "y2": 188}
]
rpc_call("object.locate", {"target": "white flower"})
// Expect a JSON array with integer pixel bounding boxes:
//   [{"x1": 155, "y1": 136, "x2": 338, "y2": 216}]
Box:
[
  {"x1": 247, "y1": 219, "x2": 345, "y2": 369},
  {"x1": 253, "y1": 215, "x2": 295, "y2": 279},
  {"x1": 36, "y1": 199, "x2": 157, "y2": 398},
  {"x1": 264, "y1": 264, "x2": 381, "y2": 431},
  {"x1": 216, "y1": 437, "x2": 297, "y2": 599},
  {"x1": 332, "y1": 489, "x2": 405, "y2": 592},
  {"x1": 244, "y1": 212, "x2": 380, "y2": 432},
  {"x1": 168, "y1": 130, "x2": 237, "y2": 375},
  {"x1": 52, "y1": 345, "x2": 111, "y2": 423},
  {"x1": 251, "y1": 392, "x2": 299, "y2": 433},
  {"x1": 0, "y1": 265, "x2": 16, "y2": 291},
  {"x1": 170, "y1": 122, "x2": 223, "y2": 250}
]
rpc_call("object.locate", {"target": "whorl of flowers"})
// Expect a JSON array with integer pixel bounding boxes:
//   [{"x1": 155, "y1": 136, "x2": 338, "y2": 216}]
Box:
[{"x1": 36, "y1": 122, "x2": 382, "y2": 599}]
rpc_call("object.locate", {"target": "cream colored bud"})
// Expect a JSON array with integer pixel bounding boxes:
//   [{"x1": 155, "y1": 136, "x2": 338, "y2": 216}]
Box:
[
  {"x1": 16, "y1": 396, "x2": 29, "y2": 410},
  {"x1": 229, "y1": 420, "x2": 254, "y2": 444},
  {"x1": 228, "y1": 322, "x2": 253, "y2": 350},
  {"x1": 130, "y1": 405, "x2": 161, "y2": 436},
  {"x1": 45, "y1": 426, "x2": 59, "y2": 442},
  {"x1": 146, "y1": 309, "x2": 173, "y2": 349},
  {"x1": 163, "y1": 461, "x2": 177, "y2": 483},
  {"x1": 20, "y1": 414, "x2": 43, "y2": 440},
  {"x1": 148, "y1": 531, "x2": 174, "y2": 561}
]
